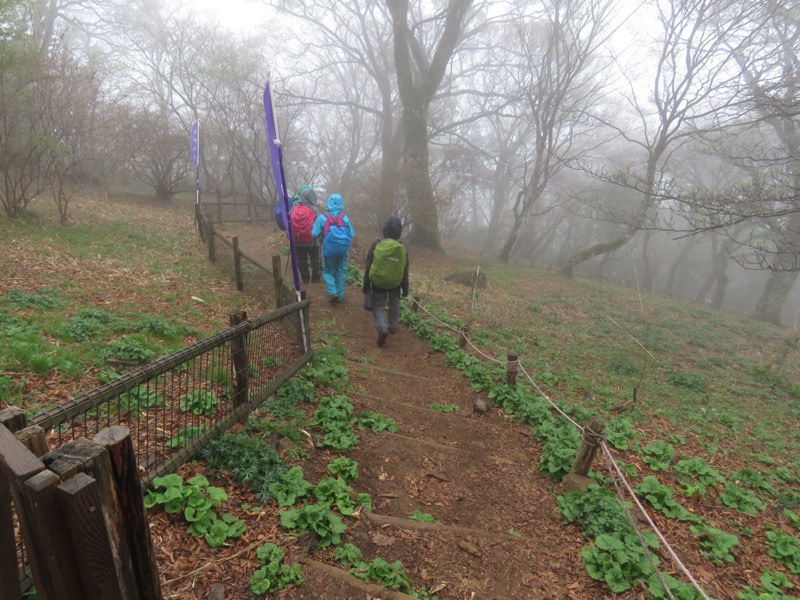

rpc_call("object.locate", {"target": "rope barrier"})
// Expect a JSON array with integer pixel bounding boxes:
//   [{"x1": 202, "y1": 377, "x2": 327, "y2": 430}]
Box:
[
  {"x1": 411, "y1": 296, "x2": 713, "y2": 600},
  {"x1": 601, "y1": 443, "x2": 711, "y2": 600}
]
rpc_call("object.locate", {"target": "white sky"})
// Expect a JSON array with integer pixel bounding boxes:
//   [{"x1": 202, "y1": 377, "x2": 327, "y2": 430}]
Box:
[{"x1": 193, "y1": 0, "x2": 272, "y2": 32}]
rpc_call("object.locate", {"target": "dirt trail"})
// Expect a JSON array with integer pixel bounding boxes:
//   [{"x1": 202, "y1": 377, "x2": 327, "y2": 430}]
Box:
[{"x1": 225, "y1": 227, "x2": 614, "y2": 599}]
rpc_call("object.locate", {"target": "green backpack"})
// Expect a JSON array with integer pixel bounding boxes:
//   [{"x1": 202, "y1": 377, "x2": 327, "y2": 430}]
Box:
[{"x1": 369, "y1": 238, "x2": 407, "y2": 289}]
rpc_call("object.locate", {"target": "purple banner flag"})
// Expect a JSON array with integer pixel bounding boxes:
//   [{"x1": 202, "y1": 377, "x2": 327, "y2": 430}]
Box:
[
  {"x1": 263, "y1": 80, "x2": 301, "y2": 292},
  {"x1": 190, "y1": 121, "x2": 200, "y2": 167}
]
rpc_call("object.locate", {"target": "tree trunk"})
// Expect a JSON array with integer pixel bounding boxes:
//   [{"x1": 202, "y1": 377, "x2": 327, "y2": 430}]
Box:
[
  {"x1": 401, "y1": 99, "x2": 441, "y2": 250},
  {"x1": 753, "y1": 270, "x2": 798, "y2": 326}
]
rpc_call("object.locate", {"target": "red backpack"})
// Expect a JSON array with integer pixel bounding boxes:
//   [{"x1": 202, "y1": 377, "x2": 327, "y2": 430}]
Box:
[{"x1": 290, "y1": 204, "x2": 315, "y2": 244}]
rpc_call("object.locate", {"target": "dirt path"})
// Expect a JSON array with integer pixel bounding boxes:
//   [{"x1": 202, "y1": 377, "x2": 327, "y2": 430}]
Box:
[{"x1": 223, "y1": 226, "x2": 617, "y2": 599}]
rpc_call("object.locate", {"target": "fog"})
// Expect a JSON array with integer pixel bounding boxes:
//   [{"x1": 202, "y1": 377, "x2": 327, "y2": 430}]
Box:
[{"x1": 1, "y1": 0, "x2": 799, "y2": 326}]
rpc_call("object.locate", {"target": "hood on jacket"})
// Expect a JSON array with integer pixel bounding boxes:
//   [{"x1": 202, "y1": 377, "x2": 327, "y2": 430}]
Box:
[
  {"x1": 326, "y1": 194, "x2": 344, "y2": 215},
  {"x1": 297, "y1": 185, "x2": 317, "y2": 206},
  {"x1": 382, "y1": 216, "x2": 402, "y2": 240}
]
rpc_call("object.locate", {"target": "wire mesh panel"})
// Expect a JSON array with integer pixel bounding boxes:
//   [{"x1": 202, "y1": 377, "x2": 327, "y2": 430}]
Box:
[
  {"x1": 30, "y1": 300, "x2": 311, "y2": 484},
  {"x1": 213, "y1": 232, "x2": 236, "y2": 278}
]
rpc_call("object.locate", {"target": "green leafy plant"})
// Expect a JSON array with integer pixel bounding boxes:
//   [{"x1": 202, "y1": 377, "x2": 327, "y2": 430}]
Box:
[
  {"x1": 760, "y1": 568, "x2": 794, "y2": 594},
  {"x1": 508, "y1": 529, "x2": 523, "y2": 538},
  {"x1": 428, "y1": 402, "x2": 459, "y2": 413},
  {"x1": 313, "y1": 395, "x2": 353, "y2": 424},
  {"x1": 356, "y1": 411, "x2": 398, "y2": 433},
  {"x1": 165, "y1": 425, "x2": 206, "y2": 448},
  {"x1": 720, "y1": 483, "x2": 766, "y2": 515},
  {"x1": 689, "y1": 525, "x2": 739, "y2": 564},
  {"x1": 327, "y1": 457, "x2": 359, "y2": 481},
  {"x1": 57, "y1": 316, "x2": 103, "y2": 341},
  {"x1": 351, "y1": 557, "x2": 417, "y2": 595},
  {"x1": 648, "y1": 573, "x2": 707, "y2": 599},
  {"x1": 357, "y1": 493, "x2": 372, "y2": 512},
  {"x1": 3, "y1": 288, "x2": 65, "y2": 309},
  {"x1": 180, "y1": 390, "x2": 219, "y2": 416},
  {"x1": 674, "y1": 458, "x2": 725, "y2": 498},
  {"x1": 279, "y1": 503, "x2": 347, "y2": 547},
  {"x1": 335, "y1": 543, "x2": 364, "y2": 566},
  {"x1": 120, "y1": 384, "x2": 163, "y2": 409},
  {"x1": 206, "y1": 513, "x2": 246, "y2": 548},
  {"x1": 606, "y1": 418, "x2": 638, "y2": 450},
  {"x1": 269, "y1": 467, "x2": 313, "y2": 507},
  {"x1": 538, "y1": 424, "x2": 580, "y2": 480},
  {"x1": 249, "y1": 543, "x2": 303, "y2": 595},
  {"x1": 314, "y1": 477, "x2": 357, "y2": 515},
  {"x1": 559, "y1": 486, "x2": 635, "y2": 539},
  {"x1": 765, "y1": 530, "x2": 800, "y2": 574},
  {"x1": 408, "y1": 510, "x2": 436, "y2": 523},
  {"x1": 201, "y1": 432, "x2": 287, "y2": 503},
  {"x1": 635, "y1": 476, "x2": 704, "y2": 523},
  {"x1": 101, "y1": 336, "x2": 155, "y2": 362},
  {"x1": 143, "y1": 474, "x2": 241, "y2": 547},
  {"x1": 731, "y1": 468, "x2": 777, "y2": 495},
  {"x1": 322, "y1": 423, "x2": 359, "y2": 451},
  {"x1": 582, "y1": 533, "x2": 657, "y2": 593},
  {"x1": 641, "y1": 441, "x2": 675, "y2": 472}
]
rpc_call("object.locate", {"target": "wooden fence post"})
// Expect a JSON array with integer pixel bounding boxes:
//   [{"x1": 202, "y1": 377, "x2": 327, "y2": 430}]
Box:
[
  {"x1": 0, "y1": 410, "x2": 31, "y2": 600},
  {"x1": 569, "y1": 416, "x2": 606, "y2": 477},
  {"x1": 206, "y1": 220, "x2": 216, "y2": 263},
  {"x1": 506, "y1": 353, "x2": 519, "y2": 387},
  {"x1": 216, "y1": 189, "x2": 223, "y2": 223},
  {"x1": 229, "y1": 311, "x2": 250, "y2": 421},
  {"x1": 272, "y1": 255, "x2": 284, "y2": 308},
  {"x1": 43, "y1": 438, "x2": 140, "y2": 599},
  {"x1": 94, "y1": 427, "x2": 163, "y2": 600},
  {"x1": 0, "y1": 424, "x2": 50, "y2": 599},
  {"x1": 19, "y1": 470, "x2": 86, "y2": 599},
  {"x1": 412, "y1": 296, "x2": 420, "y2": 313},
  {"x1": 298, "y1": 290, "x2": 309, "y2": 349},
  {"x1": 58, "y1": 472, "x2": 129, "y2": 600},
  {"x1": 197, "y1": 206, "x2": 206, "y2": 242},
  {"x1": 232, "y1": 237, "x2": 244, "y2": 291},
  {"x1": 459, "y1": 326, "x2": 469, "y2": 349}
]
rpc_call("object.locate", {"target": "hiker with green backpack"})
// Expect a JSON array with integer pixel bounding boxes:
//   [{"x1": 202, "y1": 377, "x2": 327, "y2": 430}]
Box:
[{"x1": 363, "y1": 216, "x2": 409, "y2": 347}]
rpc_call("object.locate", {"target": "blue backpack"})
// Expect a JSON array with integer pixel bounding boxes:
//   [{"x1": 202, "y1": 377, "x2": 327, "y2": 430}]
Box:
[{"x1": 322, "y1": 212, "x2": 352, "y2": 257}]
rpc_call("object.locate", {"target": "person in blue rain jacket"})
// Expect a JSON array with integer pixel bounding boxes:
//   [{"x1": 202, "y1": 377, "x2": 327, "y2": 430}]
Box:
[{"x1": 311, "y1": 193, "x2": 355, "y2": 304}]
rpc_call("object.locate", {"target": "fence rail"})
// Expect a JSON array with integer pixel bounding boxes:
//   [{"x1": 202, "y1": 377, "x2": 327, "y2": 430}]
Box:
[
  {"x1": 4, "y1": 299, "x2": 312, "y2": 597},
  {"x1": 196, "y1": 206, "x2": 294, "y2": 308}
]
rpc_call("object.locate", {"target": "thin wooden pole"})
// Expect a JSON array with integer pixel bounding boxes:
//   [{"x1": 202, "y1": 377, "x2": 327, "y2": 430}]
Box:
[
  {"x1": 228, "y1": 311, "x2": 249, "y2": 422},
  {"x1": 272, "y1": 255, "x2": 284, "y2": 308},
  {"x1": 459, "y1": 326, "x2": 469, "y2": 349},
  {"x1": 569, "y1": 416, "x2": 606, "y2": 477},
  {"x1": 232, "y1": 237, "x2": 243, "y2": 291},
  {"x1": 216, "y1": 189, "x2": 223, "y2": 223},
  {"x1": 506, "y1": 353, "x2": 519, "y2": 387},
  {"x1": 206, "y1": 220, "x2": 216, "y2": 263}
]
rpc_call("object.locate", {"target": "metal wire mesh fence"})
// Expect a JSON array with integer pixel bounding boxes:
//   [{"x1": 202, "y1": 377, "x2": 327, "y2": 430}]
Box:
[{"x1": 30, "y1": 299, "x2": 312, "y2": 485}]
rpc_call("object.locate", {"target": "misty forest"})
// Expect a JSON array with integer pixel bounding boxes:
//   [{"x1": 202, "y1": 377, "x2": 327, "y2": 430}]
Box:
[
  {"x1": 2, "y1": 0, "x2": 800, "y2": 326},
  {"x1": 4, "y1": 1, "x2": 800, "y2": 599}
]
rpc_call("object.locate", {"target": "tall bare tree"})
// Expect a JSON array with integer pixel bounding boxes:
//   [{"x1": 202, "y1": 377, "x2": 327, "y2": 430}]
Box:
[
  {"x1": 496, "y1": 0, "x2": 616, "y2": 263},
  {"x1": 563, "y1": 0, "x2": 761, "y2": 277},
  {"x1": 386, "y1": 0, "x2": 474, "y2": 250}
]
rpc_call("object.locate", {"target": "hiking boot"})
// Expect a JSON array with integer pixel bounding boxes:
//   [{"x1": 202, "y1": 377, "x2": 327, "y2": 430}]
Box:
[
  {"x1": 377, "y1": 330, "x2": 388, "y2": 347},
  {"x1": 329, "y1": 295, "x2": 339, "y2": 305}
]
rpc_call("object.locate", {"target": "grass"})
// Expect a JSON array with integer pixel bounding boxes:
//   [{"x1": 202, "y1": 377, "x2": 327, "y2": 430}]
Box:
[
  {"x1": 5, "y1": 189, "x2": 800, "y2": 596},
  {"x1": 0, "y1": 193, "x2": 267, "y2": 409}
]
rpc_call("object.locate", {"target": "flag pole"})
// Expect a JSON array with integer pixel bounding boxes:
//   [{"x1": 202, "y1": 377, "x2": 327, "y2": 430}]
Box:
[{"x1": 263, "y1": 80, "x2": 303, "y2": 294}]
